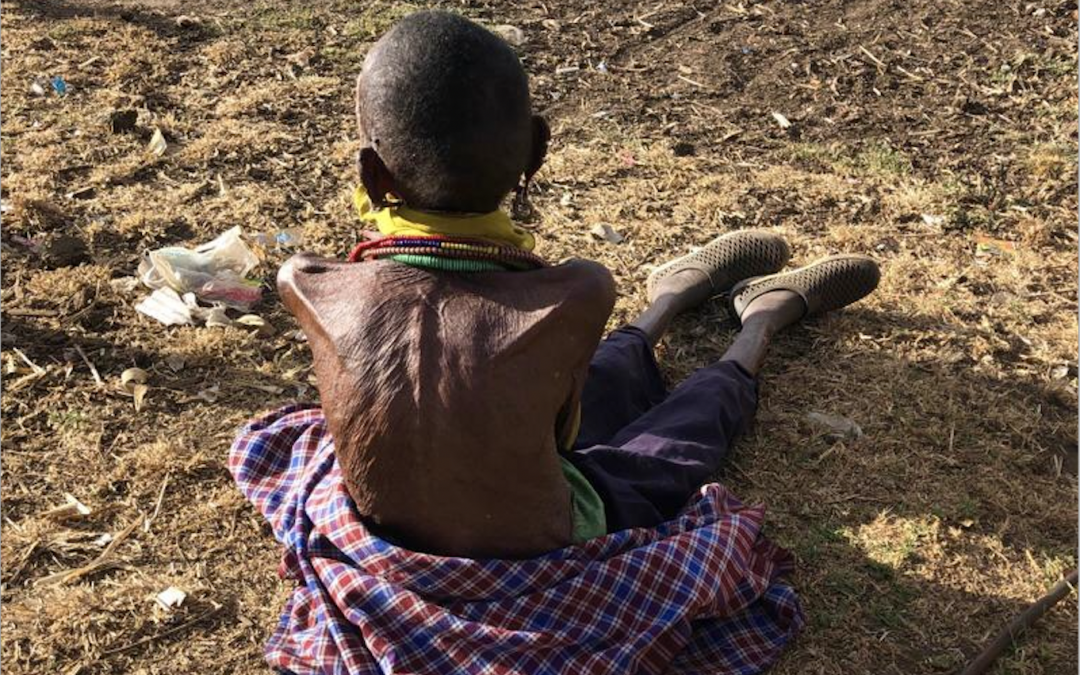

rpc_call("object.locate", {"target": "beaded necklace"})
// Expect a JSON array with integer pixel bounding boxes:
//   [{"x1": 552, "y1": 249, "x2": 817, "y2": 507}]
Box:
[{"x1": 348, "y1": 234, "x2": 548, "y2": 272}]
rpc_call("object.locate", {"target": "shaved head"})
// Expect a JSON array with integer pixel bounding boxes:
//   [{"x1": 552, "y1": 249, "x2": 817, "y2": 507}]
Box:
[{"x1": 356, "y1": 11, "x2": 540, "y2": 213}]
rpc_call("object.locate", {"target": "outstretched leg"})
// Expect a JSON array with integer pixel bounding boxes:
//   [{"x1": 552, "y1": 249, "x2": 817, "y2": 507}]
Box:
[
  {"x1": 572, "y1": 254, "x2": 880, "y2": 531},
  {"x1": 630, "y1": 269, "x2": 713, "y2": 347}
]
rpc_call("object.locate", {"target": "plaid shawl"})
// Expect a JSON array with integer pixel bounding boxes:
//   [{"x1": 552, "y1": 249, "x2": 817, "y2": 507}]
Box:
[{"x1": 230, "y1": 405, "x2": 804, "y2": 675}]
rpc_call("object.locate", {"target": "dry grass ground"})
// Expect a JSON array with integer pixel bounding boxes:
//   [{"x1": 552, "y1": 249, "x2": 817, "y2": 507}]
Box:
[{"x1": 1, "y1": 0, "x2": 1077, "y2": 673}]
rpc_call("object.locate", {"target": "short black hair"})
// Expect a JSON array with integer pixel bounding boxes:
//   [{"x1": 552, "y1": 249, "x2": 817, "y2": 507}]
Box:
[{"x1": 357, "y1": 11, "x2": 532, "y2": 213}]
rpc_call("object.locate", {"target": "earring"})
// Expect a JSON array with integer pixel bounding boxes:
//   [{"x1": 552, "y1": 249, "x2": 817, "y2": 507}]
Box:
[{"x1": 511, "y1": 175, "x2": 534, "y2": 220}]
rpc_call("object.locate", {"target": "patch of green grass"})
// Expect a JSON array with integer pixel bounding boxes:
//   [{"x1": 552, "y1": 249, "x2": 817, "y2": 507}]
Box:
[
  {"x1": 47, "y1": 21, "x2": 90, "y2": 42},
  {"x1": 864, "y1": 559, "x2": 896, "y2": 582},
  {"x1": 853, "y1": 142, "x2": 912, "y2": 177},
  {"x1": 249, "y1": 5, "x2": 318, "y2": 31},
  {"x1": 841, "y1": 514, "x2": 938, "y2": 569},
  {"x1": 822, "y1": 566, "x2": 863, "y2": 599},
  {"x1": 788, "y1": 141, "x2": 911, "y2": 178},
  {"x1": 48, "y1": 409, "x2": 87, "y2": 432},
  {"x1": 1034, "y1": 53, "x2": 1076, "y2": 79},
  {"x1": 868, "y1": 574, "x2": 916, "y2": 629},
  {"x1": 795, "y1": 521, "x2": 845, "y2": 564},
  {"x1": 321, "y1": 44, "x2": 367, "y2": 66},
  {"x1": 790, "y1": 142, "x2": 843, "y2": 167},
  {"x1": 343, "y1": 3, "x2": 420, "y2": 40},
  {"x1": 957, "y1": 496, "x2": 980, "y2": 522}
]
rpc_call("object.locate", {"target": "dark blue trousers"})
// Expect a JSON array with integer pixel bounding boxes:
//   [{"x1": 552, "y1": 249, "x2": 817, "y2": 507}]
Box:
[{"x1": 567, "y1": 327, "x2": 758, "y2": 531}]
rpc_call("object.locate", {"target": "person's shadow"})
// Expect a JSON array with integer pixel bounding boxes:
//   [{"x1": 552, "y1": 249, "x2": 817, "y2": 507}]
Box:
[{"x1": 660, "y1": 303, "x2": 1078, "y2": 674}]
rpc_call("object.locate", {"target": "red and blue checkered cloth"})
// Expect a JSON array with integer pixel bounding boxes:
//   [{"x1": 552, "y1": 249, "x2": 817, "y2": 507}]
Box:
[{"x1": 230, "y1": 405, "x2": 805, "y2": 675}]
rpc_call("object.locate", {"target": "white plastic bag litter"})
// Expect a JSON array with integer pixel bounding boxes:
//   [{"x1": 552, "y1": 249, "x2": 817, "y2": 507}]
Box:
[{"x1": 137, "y1": 226, "x2": 262, "y2": 310}]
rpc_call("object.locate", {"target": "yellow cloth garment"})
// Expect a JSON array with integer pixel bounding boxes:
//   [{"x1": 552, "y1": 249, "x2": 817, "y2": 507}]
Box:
[{"x1": 353, "y1": 186, "x2": 535, "y2": 251}]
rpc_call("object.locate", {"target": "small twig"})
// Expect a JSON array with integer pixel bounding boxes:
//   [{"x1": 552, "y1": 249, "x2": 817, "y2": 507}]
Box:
[
  {"x1": 3, "y1": 539, "x2": 40, "y2": 586},
  {"x1": 4, "y1": 307, "x2": 60, "y2": 318},
  {"x1": 960, "y1": 569, "x2": 1079, "y2": 675},
  {"x1": 677, "y1": 74, "x2": 707, "y2": 89},
  {"x1": 144, "y1": 472, "x2": 170, "y2": 533},
  {"x1": 37, "y1": 515, "x2": 142, "y2": 586},
  {"x1": 895, "y1": 64, "x2": 924, "y2": 81},
  {"x1": 11, "y1": 347, "x2": 45, "y2": 374},
  {"x1": 74, "y1": 344, "x2": 103, "y2": 386},
  {"x1": 101, "y1": 605, "x2": 223, "y2": 656},
  {"x1": 858, "y1": 45, "x2": 887, "y2": 72}
]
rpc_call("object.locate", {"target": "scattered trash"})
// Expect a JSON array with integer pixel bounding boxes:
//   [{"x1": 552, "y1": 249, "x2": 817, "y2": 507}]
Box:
[
  {"x1": 120, "y1": 367, "x2": 149, "y2": 404},
  {"x1": 147, "y1": 127, "x2": 168, "y2": 156},
  {"x1": 196, "y1": 384, "x2": 221, "y2": 403},
  {"x1": 108, "y1": 109, "x2": 138, "y2": 134},
  {"x1": 559, "y1": 192, "x2": 573, "y2": 207},
  {"x1": 740, "y1": 46, "x2": 754, "y2": 55},
  {"x1": 975, "y1": 234, "x2": 1016, "y2": 261},
  {"x1": 252, "y1": 227, "x2": 304, "y2": 251},
  {"x1": 492, "y1": 24, "x2": 525, "y2": 46},
  {"x1": 50, "y1": 75, "x2": 67, "y2": 97},
  {"x1": 155, "y1": 586, "x2": 187, "y2": 611},
  {"x1": 590, "y1": 223, "x2": 625, "y2": 244},
  {"x1": 0, "y1": 200, "x2": 12, "y2": 214},
  {"x1": 874, "y1": 237, "x2": 900, "y2": 253},
  {"x1": 204, "y1": 306, "x2": 232, "y2": 328},
  {"x1": 806, "y1": 411, "x2": 863, "y2": 441},
  {"x1": 94, "y1": 533, "x2": 114, "y2": 547},
  {"x1": 921, "y1": 213, "x2": 945, "y2": 227},
  {"x1": 121, "y1": 367, "x2": 147, "y2": 386},
  {"x1": 136, "y1": 287, "x2": 195, "y2": 326},
  {"x1": 67, "y1": 186, "x2": 96, "y2": 200},
  {"x1": 235, "y1": 313, "x2": 274, "y2": 336},
  {"x1": 109, "y1": 276, "x2": 141, "y2": 294},
  {"x1": 555, "y1": 65, "x2": 580, "y2": 75},
  {"x1": 596, "y1": 61, "x2": 609, "y2": 74},
  {"x1": 1051, "y1": 364, "x2": 1073, "y2": 380},
  {"x1": 37, "y1": 516, "x2": 142, "y2": 587},
  {"x1": 137, "y1": 226, "x2": 262, "y2": 310},
  {"x1": 29, "y1": 79, "x2": 47, "y2": 97},
  {"x1": 771, "y1": 111, "x2": 792, "y2": 129},
  {"x1": 175, "y1": 14, "x2": 202, "y2": 28},
  {"x1": 43, "y1": 493, "x2": 92, "y2": 522}
]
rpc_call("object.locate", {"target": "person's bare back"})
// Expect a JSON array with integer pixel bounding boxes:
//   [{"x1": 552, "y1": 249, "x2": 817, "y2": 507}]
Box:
[{"x1": 278, "y1": 254, "x2": 615, "y2": 557}]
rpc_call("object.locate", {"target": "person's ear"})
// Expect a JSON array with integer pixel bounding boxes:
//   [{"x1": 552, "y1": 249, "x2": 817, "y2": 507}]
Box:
[
  {"x1": 358, "y1": 147, "x2": 397, "y2": 208},
  {"x1": 512, "y1": 116, "x2": 550, "y2": 219},
  {"x1": 525, "y1": 115, "x2": 550, "y2": 181}
]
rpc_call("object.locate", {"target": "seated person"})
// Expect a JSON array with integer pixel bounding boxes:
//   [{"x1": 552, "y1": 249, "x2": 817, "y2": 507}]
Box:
[{"x1": 230, "y1": 10, "x2": 880, "y2": 674}]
